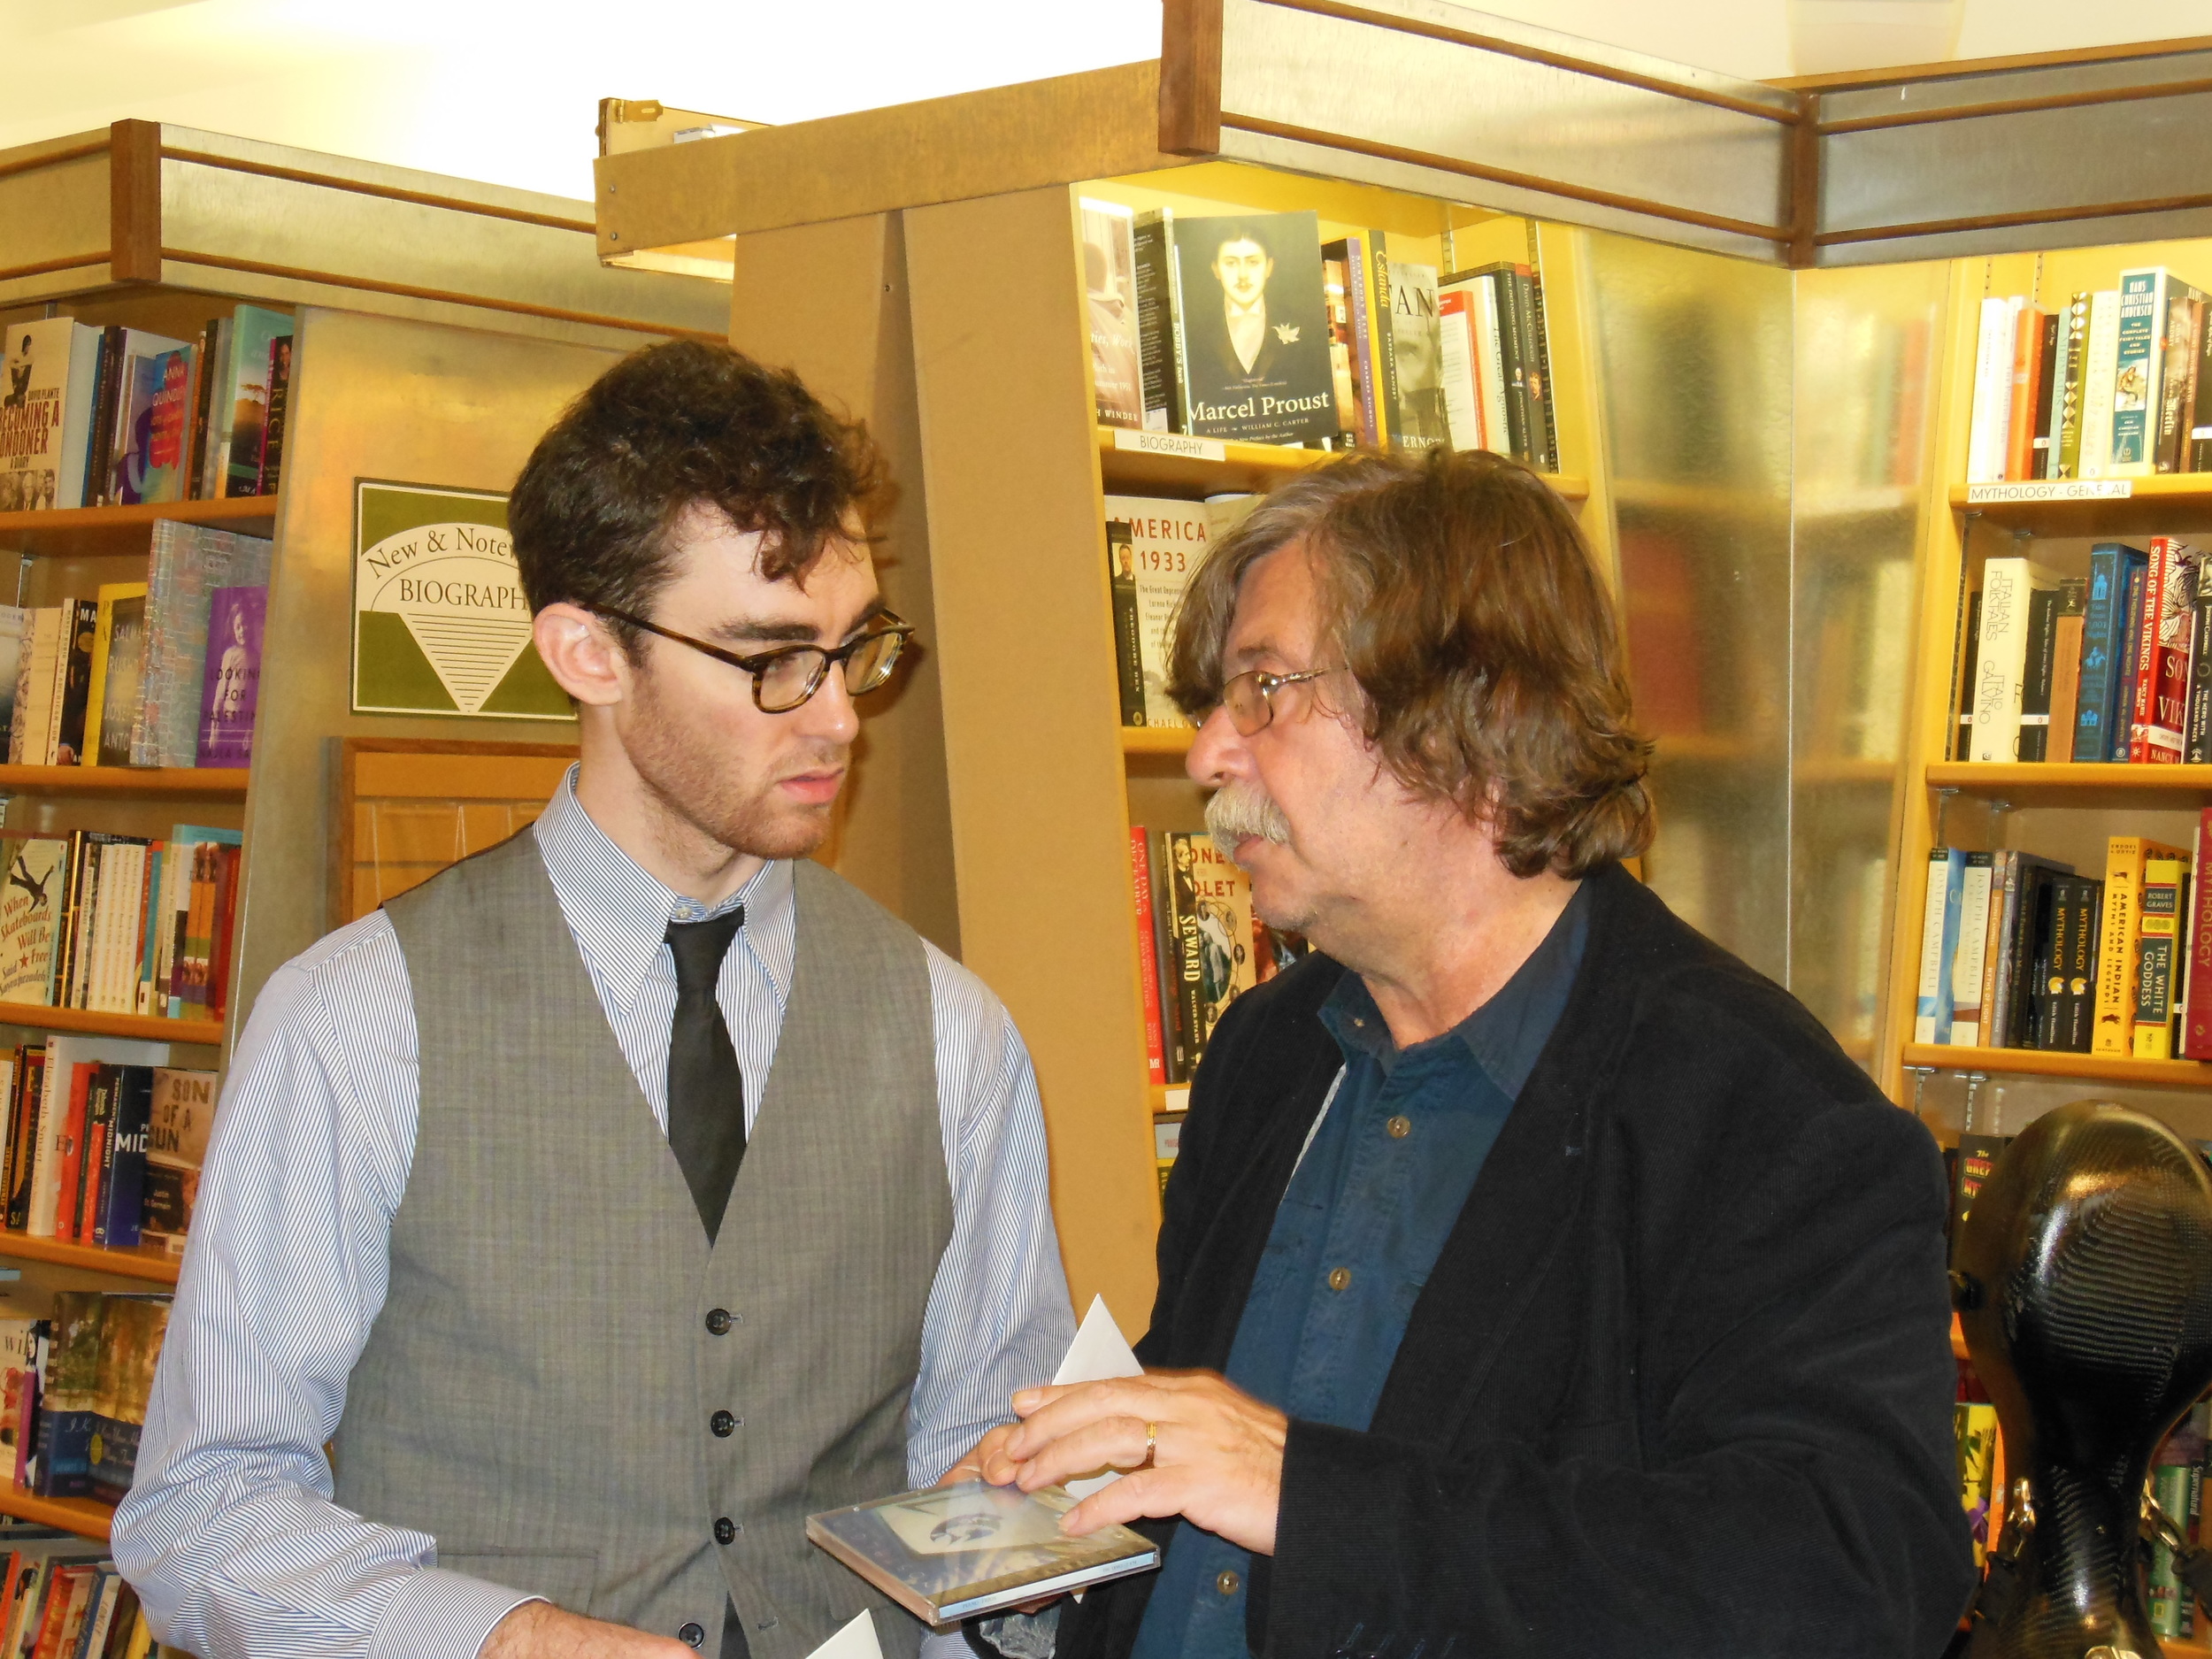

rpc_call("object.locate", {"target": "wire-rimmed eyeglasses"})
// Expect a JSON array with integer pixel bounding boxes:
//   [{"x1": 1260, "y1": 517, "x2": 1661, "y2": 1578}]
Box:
[
  {"x1": 1217, "y1": 666, "x2": 1338, "y2": 736},
  {"x1": 590, "y1": 603, "x2": 913, "y2": 713}
]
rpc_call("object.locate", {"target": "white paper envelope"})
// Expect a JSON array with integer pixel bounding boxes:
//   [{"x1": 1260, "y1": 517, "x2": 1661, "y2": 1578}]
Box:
[
  {"x1": 1053, "y1": 1294, "x2": 1143, "y2": 1500},
  {"x1": 804, "y1": 1609, "x2": 881, "y2": 1659}
]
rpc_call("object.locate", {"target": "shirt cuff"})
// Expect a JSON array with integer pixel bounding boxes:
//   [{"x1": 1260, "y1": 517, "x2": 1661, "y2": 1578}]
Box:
[{"x1": 368, "y1": 1568, "x2": 542, "y2": 1659}]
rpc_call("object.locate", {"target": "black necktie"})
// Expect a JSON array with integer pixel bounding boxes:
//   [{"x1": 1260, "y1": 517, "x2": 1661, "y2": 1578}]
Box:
[{"x1": 665, "y1": 909, "x2": 747, "y2": 1243}]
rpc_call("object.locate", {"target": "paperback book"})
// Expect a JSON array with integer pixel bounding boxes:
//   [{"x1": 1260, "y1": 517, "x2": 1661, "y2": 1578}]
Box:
[{"x1": 1167, "y1": 211, "x2": 1336, "y2": 446}]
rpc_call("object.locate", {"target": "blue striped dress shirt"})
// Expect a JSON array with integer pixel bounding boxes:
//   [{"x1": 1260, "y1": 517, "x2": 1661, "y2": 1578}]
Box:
[{"x1": 111, "y1": 770, "x2": 1075, "y2": 1659}]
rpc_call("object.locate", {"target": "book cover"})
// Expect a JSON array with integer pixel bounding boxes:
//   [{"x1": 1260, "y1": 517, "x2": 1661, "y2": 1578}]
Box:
[
  {"x1": 2160, "y1": 296, "x2": 2206, "y2": 474},
  {"x1": 1128, "y1": 829, "x2": 1165, "y2": 1088},
  {"x1": 2005, "y1": 303, "x2": 2049, "y2": 481},
  {"x1": 132, "y1": 523, "x2": 273, "y2": 768},
  {"x1": 105, "y1": 338, "x2": 193, "y2": 508},
  {"x1": 2113, "y1": 556, "x2": 2150, "y2": 760},
  {"x1": 0, "y1": 841, "x2": 65, "y2": 1008},
  {"x1": 1991, "y1": 855, "x2": 2073, "y2": 1048},
  {"x1": 193, "y1": 316, "x2": 231, "y2": 499},
  {"x1": 1167, "y1": 212, "x2": 1336, "y2": 446},
  {"x1": 1524, "y1": 265, "x2": 1561, "y2": 472},
  {"x1": 1130, "y1": 209, "x2": 1184, "y2": 434},
  {"x1": 1949, "y1": 1133, "x2": 2011, "y2": 1262},
  {"x1": 2093, "y1": 837, "x2": 2187, "y2": 1056},
  {"x1": 1969, "y1": 557, "x2": 2060, "y2": 762},
  {"x1": 806, "y1": 1479, "x2": 1158, "y2": 1624},
  {"x1": 86, "y1": 1295, "x2": 165, "y2": 1503},
  {"x1": 49, "y1": 602, "x2": 94, "y2": 768},
  {"x1": 222, "y1": 307, "x2": 292, "y2": 498},
  {"x1": 33, "y1": 1294, "x2": 98, "y2": 1499},
  {"x1": 1159, "y1": 829, "x2": 1258, "y2": 1072},
  {"x1": 1154, "y1": 1113, "x2": 1181, "y2": 1199},
  {"x1": 195, "y1": 586, "x2": 265, "y2": 768},
  {"x1": 1440, "y1": 270, "x2": 1512, "y2": 459},
  {"x1": 1916, "y1": 847, "x2": 1963, "y2": 1043},
  {"x1": 2184, "y1": 810, "x2": 2212, "y2": 1058},
  {"x1": 1102, "y1": 496, "x2": 1209, "y2": 729},
  {"x1": 2109, "y1": 270, "x2": 2207, "y2": 475},
  {"x1": 2015, "y1": 584, "x2": 2061, "y2": 762},
  {"x1": 1078, "y1": 199, "x2": 1143, "y2": 430},
  {"x1": 1381, "y1": 259, "x2": 1446, "y2": 450},
  {"x1": 1434, "y1": 282, "x2": 1483, "y2": 452},
  {"x1": 0, "y1": 319, "x2": 100, "y2": 514},
  {"x1": 183, "y1": 318, "x2": 219, "y2": 501},
  {"x1": 1967, "y1": 296, "x2": 2021, "y2": 483},
  {"x1": 2048, "y1": 576, "x2": 2088, "y2": 756},
  {"x1": 2131, "y1": 536, "x2": 2198, "y2": 762},
  {"x1": 91, "y1": 1066, "x2": 149, "y2": 1250},
  {"x1": 2136, "y1": 856, "x2": 2190, "y2": 1056},
  {"x1": 1104, "y1": 521, "x2": 1144, "y2": 726},
  {"x1": 82, "y1": 585, "x2": 147, "y2": 772}
]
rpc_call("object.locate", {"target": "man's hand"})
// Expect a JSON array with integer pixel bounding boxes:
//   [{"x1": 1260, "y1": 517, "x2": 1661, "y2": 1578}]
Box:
[
  {"x1": 935, "y1": 1424, "x2": 1018, "y2": 1486},
  {"x1": 991, "y1": 1371, "x2": 1286, "y2": 1555},
  {"x1": 480, "y1": 1600, "x2": 698, "y2": 1659}
]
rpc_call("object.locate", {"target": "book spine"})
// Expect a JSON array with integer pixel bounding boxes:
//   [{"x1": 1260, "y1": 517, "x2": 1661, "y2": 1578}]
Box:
[
  {"x1": 2114, "y1": 557, "x2": 2149, "y2": 760},
  {"x1": 2135, "y1": 859, "x2": 2185, "y2": 1057},
  {"x1": 1511, "y1": 265, "x2": 1554, "y2": 472},
  {"x1": 208, "y1": 845, "x2": 240, "y2": 1018},
  {"x1": 1952, "y1": 853, "x2": 1995, "y2": 1045},
  {"x1": 1150, "y1": 832, "x2": 1187, "y2": 1083},
  {"x1": 1968, "y1": 296, "x2": 2019, "y2": 483},
  {"x1": 2006, "y1": 305, "x2": 2045, "y2": 481},
  {"x1": 2034, "y1": 303, "x2": 2064, "y2": 478},
  {"x1": 1983, "y1": 851, "x2": 2017, "y2": 1047},
  {"x1": 2057, "y1": 293, "x2": 2090, "y2": 478},
  {"x1": 2194, "y1": 291, "x2": 2212, "y2": 472},
  {"x1": 1916, "y1": 849, "x2": 1952, "y2": 1043},
  {"x1": 2131, "y1": 537, "x2": 2176, "y2": 761},
  {"x1": 1489, "y1": 270, "x2": 1531, "y2": 463},
  {"x1": 2187, "y1": 572, "x2": 2212, "y2": 764},
  {"x1": 1129, "y1": 830, "x2": 1166, "y2": 1088},
  {"x1": 2015, "y1": 868, "x2": 2061, "y2": 1048},
  {"x1": 1955, "y1": 591, "x2": 1981, "y2": 761},
  {"x1": 2082, "y1": 289, "x2": 2121, "y2": 477},
  {"x1": 1343, "y1": 235, "x2": 1380, "y2": 448},
  {"x1": 82, "y1": 329, "x2": 122, "y2": 509},
  {"x1": 7, "y1": 1053, "x2": 39, "y2": 1233},
  {"x1": 77, "y1": 1068, "x2": 111, "y2": 1246},
  {"x1": 2186, "y1": 810, "x2": 2212, "y2": 1057},
  {"x1": 1130, "y1": 211, "x2": 1181, "y2": 434},
  {"x1": 183, "y1": 322, "x2": 215, "y2": 502},
  {"x1": 1369, "y1": 234, "x2": 1401, "y2": 447},
  {"x1": 2049, "y1": 579, "x2": 2087, "y2": 755},
  {"x1": 1527, "y1": 267, "x2": 1562, "y2": 472},
  {"x1": 1105, "y1": 521, "x2": 1144, "y2": 726},
  {"x1": 2016, "y1": 586, "x2": 2060, "y2": 761},
  {"x1": 2162, "y1": 296, "x2": 2205, "y2": 473},
  {"x1": 255, "y1": 339, "x2": 290, "y2": 495},
  {"x1": 2110, "y1": 269, "x2": 2162, "y2": 476},
  {"x1": 2032, "y1": 879, "x2": 2064, "y2": 1048},
  {"x1": 2094, "y1": 838, "x2": 2147, "y2": 1055},
  {"x1": 1970, "y1": 558, "x2": 2039, "y2": 762},
  {"x1": 51, "y1": 602, "x2": 95, "y2": 769}
]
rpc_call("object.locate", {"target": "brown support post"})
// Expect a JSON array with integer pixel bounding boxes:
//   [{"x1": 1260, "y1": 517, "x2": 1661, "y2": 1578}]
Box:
[
  {"x1": 1160, "y1": 0, "x2": 1224, "y2": 156},
  {"x1": 108, "y1": 119, "x2": 161, "y2": 282},
  {"x1": 1788, "y1": 92, "x2": 1820, "y2": 269}
]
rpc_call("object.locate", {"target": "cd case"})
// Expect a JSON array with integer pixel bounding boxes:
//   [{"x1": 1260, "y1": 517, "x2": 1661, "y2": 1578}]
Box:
[{"x1": 806, "y1": 1479, "x2": 1159, "y2": 1624}]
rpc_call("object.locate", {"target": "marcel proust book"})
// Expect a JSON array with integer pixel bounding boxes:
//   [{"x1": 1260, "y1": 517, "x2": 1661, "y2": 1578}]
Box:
[
  {"x1": 1168, "y1": 211, "x2": 1336, "y2": 446},
  {"x1": 808, "y1": 1479, "x2": 1157, "y2": 1624}
]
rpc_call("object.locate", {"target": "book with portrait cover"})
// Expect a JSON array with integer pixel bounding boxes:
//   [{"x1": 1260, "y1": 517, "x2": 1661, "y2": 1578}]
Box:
[
  {"x1": 1156, "y1": 829, "x2": 1257, "y2": 1079},
  {"x1": 808, "y1": 1479, "x2": 1157, "y2": 1624},
  {"x1": 104, "y1": 337, "x2": 195, "y2": 507},
  {"x1": 1381, "y1": 258, "x2": 1447, "y2": 450},
  {"x1": 1167, "y1": 211, "x2": 1336, "y2": 445},
  {"x1": 196, "y1": 586, "x2": 265, "y2": 768},
  {"x1": 0, "y1": 319, "x2": 101, "y2": 513},
  {"x1": 1102, "y1": 495, "x2": 1210, "y2": 729}
]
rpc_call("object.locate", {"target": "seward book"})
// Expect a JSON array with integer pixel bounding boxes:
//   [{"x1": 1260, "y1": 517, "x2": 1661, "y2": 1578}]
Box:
[{"x1": 807, "y1": 1479, "x2": 1158, "y2": 1624}]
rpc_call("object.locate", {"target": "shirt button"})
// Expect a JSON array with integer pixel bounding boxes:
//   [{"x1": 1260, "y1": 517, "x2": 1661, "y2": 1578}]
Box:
[
  {"x1": 1216, "y1": 1569, "x2": 1241, "y2": 1596},
  {"x1": 1386, "y1": 1115, "x2": 1411, "y2": 1139},
  {"x1": 705, "y1": 1308, "x2": 733, "y2": 1335},
  {"x1": 715, "y1": 1517, "x2": 737, "y2": 1545},
  {"x1": 711, "y1": 1409, "x2": 738, "y2": 1436},
  {"x1": 679, "y1": 1624, "x2": 705, "y2": 1647},
  {"x1": 1327, "y1": 1266, "x2": 1351, "y2": 1292}
]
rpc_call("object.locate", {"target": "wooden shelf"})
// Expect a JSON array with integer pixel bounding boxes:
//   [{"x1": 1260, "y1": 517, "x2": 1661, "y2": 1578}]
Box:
[
  {"x1": 0, "y1": 1230, "x2": 180, "y2": 1286},
  {"x1": 1121, "y1": 725, "x2": 1194, "y2": 757},
  {"x1": 0, "y1": 496, "x2": 280, "y2": 560},
  {"x1": 1947, "y1": 475, "x2": 2212, "y2": 536},
  {"x1": 1148, "y1": 1083, "x2": 1190, "y2": 1114},
  {"x1": 1900, "y1": 1043, "x2": 2212, "y2": 1087},
  {"x1": 1925, "y1": 760, "x2": 2212, "y2": 810},
  {"x1": 0, "y1": 1481, "x2": 111, "y2": 1543},
  {"x1": 0, "y1": 1005, "x2": 222, "y2": 1046},
  {"x1": 0, "y1": 764, "x2": 248, "y2": 799},
  {"x1": 1094, "y1": 426, "x2": 1589, "y2": 503}
]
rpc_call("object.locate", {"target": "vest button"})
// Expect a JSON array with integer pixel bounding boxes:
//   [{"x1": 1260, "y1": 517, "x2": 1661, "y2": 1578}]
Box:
[
  {"x1": 715, "y1": 1517, "x2": 736, "y2": 1545},
  {"x1": 705, "y1": 1308, "x2": 733, "y2": 1335},
  {"x1": 679, "y1": 1624, "x2": 705, "y2": 1647},
  {"x1": 711, "y1": 1409, "x2": 738, "y2": 1436}
]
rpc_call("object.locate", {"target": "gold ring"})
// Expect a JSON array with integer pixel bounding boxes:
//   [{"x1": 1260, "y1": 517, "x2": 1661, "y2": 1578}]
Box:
[{"x1": 1143, "y1": 1421, "x2": 1157, "y2": 1467}]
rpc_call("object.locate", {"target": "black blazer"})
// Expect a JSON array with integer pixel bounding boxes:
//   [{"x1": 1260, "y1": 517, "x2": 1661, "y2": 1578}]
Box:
[{"x1": 1056, "y1": 864, "x2": 1975, "y2": 1658}]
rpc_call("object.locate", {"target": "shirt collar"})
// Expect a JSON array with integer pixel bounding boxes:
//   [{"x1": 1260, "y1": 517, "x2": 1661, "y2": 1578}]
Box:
[
  {"x1": 533, "y1": 765, "x2": 795, "y2": 1011},
  {"x1": 1317, "y1": 880, "x2": 1589, "y2": 1102}
]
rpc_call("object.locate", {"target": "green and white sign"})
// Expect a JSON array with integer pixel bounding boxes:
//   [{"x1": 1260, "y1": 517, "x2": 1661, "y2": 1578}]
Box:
[{"x1": 351, "y1": 480, "x2": 570, "y2": 719}]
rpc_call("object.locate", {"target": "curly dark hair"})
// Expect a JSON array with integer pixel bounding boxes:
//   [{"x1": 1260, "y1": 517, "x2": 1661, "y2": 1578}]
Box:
[
  {"x1": 1169, "y1": 447, "x2": 1654, "y2": 880},
  {"x1": 508, "y1": 339, "x2": 883, "y2": 654}
]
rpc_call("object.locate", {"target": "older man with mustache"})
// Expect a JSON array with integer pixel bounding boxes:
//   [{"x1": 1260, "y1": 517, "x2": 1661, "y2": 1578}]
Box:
[{"x1": 974, "y1": 449, "x2": 1974, "y2": 1659}]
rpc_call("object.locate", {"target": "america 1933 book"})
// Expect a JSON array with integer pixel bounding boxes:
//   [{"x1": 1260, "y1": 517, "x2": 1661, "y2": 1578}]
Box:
[{"x1": 808, "y1": 1479, "x2": 1158, "y2": 1625}]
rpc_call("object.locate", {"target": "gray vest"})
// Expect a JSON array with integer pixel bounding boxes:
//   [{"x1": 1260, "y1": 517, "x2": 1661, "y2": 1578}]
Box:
[{"x1": 336, "y1": 831, "x2": 951, "y2": 1659}]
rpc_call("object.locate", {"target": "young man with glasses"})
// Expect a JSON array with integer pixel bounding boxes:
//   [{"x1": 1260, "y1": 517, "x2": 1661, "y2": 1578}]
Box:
[
  {"x1": 978, "y1": 449, "x2": 1973, "y2": 1657},
  {"x1": 113, "y1": 341, "x2": 1074, "y2": 1659}
]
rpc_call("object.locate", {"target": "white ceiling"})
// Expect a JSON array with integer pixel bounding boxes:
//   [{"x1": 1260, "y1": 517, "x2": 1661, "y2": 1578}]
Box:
[{"x1": 4, "y1": 0, "x2": 2210, "y2": 204}]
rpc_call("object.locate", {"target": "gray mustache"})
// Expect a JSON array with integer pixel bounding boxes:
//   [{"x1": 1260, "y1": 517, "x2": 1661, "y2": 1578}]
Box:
[{"x1": 1206, "y1": 782, "x2": 1292, "y2": 861}]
